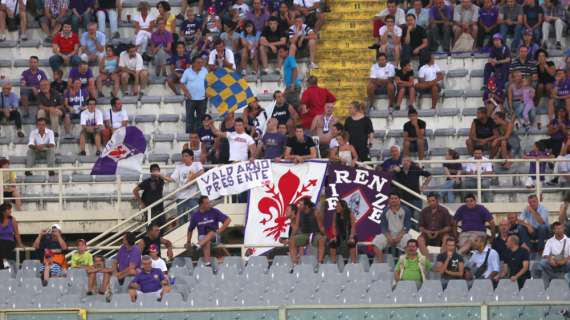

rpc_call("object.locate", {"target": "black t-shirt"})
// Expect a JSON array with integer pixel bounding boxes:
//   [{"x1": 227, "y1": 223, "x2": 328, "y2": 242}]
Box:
[
  {"x1": 37, "y1": 90, "x2": 64, "y2": 107},
  {"x1": 287, "y1": 135, "x2": 315, "y2": 156},
  {"x1": 141, "y1": 235, "x2": 162, "y2": 257},
  {"x1": 473, "y1": 118, "x2": 496, "y2": 139},
  {"x1": 523, "y1": 4, "x2": 543, "y2": 26},
  {"x1": 506, "y1": 247, "x2": 530, "y2": 287},
  {"x1": 261, "y1": 26, "x2": 285, "y2": 43},
  {"x1": 98, "y1": 0, "x2": 116, "y2": 9},
  {"x1": 197, "y1": 127, "x2": 215, "y2": 149},
  {"x1": 138, "y1": 177, "x2": 164, "y2": 207},
  {"x1": 402, "y1": 25, "x2": 427, "y2": 50},
  {"x1": 403, "y1": 119, "x2": 426, "y2": 139},
  {"x1": 271, "y1": 103, "x2": 292, "y2": 125},
  {"x1": 492, "y1": 236, "x2": 509, "y2": 261},
  {"x1": 51, "y1": 80, "x2": 67, "y2": 96},
  {"x1": 394, "y1": 165, "x2": 431, "y2": 201},
  {"x1": 538, "y1": 61, "x2": 555, "y2": 84},
  {"x1": 396, "y1": 69, "x2": 414, "y2": 82},
  {"x1": 436, "y1": 252, "x2": 464, "y2": 279},
  {"x1": 344, "y1": 116, "x2": 374, "y2": 161}
]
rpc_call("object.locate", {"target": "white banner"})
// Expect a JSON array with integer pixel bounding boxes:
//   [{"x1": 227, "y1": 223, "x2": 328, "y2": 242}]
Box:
[
  {"x1": 197, "y1": 160, "x2": 273, "y2": 200},
  {"x1": 244, "y1": 161, "x2": 328, "y2": 250}
]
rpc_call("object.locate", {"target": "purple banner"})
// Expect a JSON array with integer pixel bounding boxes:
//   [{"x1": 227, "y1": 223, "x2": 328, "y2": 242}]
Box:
[{"x1": 325, "y1": 164, "x2": 392, "y2": 252}]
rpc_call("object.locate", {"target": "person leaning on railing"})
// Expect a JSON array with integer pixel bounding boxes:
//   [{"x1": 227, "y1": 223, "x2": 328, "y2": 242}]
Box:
[{"x1": 113, "y1": 232, "x2": 141, "y2": 285}]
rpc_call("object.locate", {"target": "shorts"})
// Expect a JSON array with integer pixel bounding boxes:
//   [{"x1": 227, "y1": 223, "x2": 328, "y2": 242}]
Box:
[
  {"x1": 68, "y1": 112, "x2": 81, "y2": 120},
  {"x1": 418, "y1": 87, "x2": 437, "y2": 95},
  {"x1": 458, "y1": 231, "x2": 487, "y2": 248},
  {"x1": 374, "y1": 85, "x2": 389, "y2": 95},
  {"x1": 168, "y1": 72, "x2": 182, "y2": 82},
  {"x1": 285, "y1": 86, "x2": 301, "y2": 108},
  {"x1": 82, "y1": 128, "x2": 101, "y2": 142},
  {"x1": 422, "y1": 233, "x2": 444, "y2": 247},
  {"x1": 409, "y1": 139, "x2": 428, "y2": 152},
  {"x1": 136, "y1": 289, "x2": 162, "y2": 300},
  {"x1": 294, "y1": 233, "x2": 325, "y2": 247},
  {"x1": 372, "y1": 233, "x2": 411, "y2": 250},
  {"x1": 198, "y1": 234, "x2": 220, "y2": 247}
]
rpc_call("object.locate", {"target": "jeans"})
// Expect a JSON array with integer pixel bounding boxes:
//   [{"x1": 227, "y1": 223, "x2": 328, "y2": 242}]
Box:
[
  {"x1": 518, "y1": 224, "x2": 550, "y2": 251},
  {"x1": 513, "y1": 101, "x2": 536, "y2": 124},
  {"x1": 177, "y1": 198, "x2": 198, "y2": 225},
  {"x1": 429, "y1": 24, "x2": 451, "y2": 52},
  {"x1": 542, "y1": 19, "x2": 566, "y2": 44},
  {"x1": 26, "y1": 148, "x2": 56, "y2": 168},
  {"x1": 401, "y1": 44, "x2": 429, "y2": 68},
  {"x1": 96, "y1": 9, "x2": 118, "y2": 34},
  {"x1": 48, "y1": 55, "x2": 81, "y2": 71},
  {"x1": 185, "y1": 99, "x2": 207, "y2": 133},
  {"x1": 0, "y1": 109, "x2": 22, "y2": 130},
  {"x1": 462, "y1": 177, "x2": 492, "y2": 202},
  {"x1": 440, "y1": 179, "x2": 457, "y2": 203},
  {"x1": 534, "y1": 259, "x2": 570, "y2": 283},
  {"x1": 70, "y1": 11, "x2": 93, "y2": 34},
  {"x1": 499, "y1": 24, "x2": 522, "y2": 50}
]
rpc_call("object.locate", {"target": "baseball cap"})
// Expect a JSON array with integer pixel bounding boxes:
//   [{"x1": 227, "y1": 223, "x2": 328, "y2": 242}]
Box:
[
  {"x1": 50, "y1": 224, "x2": 62, "y2": 231},
  {"x1": 149, "y1": 244, "x2": 158, "y2": 252},
  {"x1": 492, "y1": 33, "x2": 503, "y2": 40}
]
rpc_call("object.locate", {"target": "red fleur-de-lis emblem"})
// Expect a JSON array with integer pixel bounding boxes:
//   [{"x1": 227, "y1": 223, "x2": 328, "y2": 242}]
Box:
[
  {"x1": 107, "y1": 144, "x2": 131, "y2": 160},
  {"x1": 257, "y1": 170, "x2": 317, "y2": 241}
]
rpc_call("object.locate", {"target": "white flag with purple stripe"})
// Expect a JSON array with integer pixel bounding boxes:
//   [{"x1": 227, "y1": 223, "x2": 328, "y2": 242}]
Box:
[{"x1": 91, "y1": 126, "x2": 147, "y2": 175}]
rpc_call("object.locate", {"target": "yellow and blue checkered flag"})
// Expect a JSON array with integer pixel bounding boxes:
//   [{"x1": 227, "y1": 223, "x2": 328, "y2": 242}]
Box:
[{"x1": 206, "y1": 68, "x2": 255, "y2": 115}]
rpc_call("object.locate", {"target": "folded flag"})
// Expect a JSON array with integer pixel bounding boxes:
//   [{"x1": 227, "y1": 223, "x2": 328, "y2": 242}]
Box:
[
  {"x1": 90, "y1": 126, "x2": 146, "y2": 175},
  {"x1": 206, "y1": 67, "x2": 255, "y2": 115}
]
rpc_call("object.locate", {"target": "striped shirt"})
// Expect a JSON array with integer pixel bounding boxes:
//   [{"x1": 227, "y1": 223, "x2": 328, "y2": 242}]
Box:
[
  {"x1": 509, "y1": 58, "x2": 537, "y2": 79},
  {"x1": 288, "y1": 23, "x2": 313, "y2": 38},
  {"x1": 39, "y1": 263, "x2": 63, "y2": 277}
]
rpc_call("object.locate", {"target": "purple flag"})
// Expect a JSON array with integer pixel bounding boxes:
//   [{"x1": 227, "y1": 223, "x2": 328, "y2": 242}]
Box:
[
  {"x1": 325, "y1": 164, "x2": 392, "y2": 253},
  {"x1": 91, "y1": 126, "x2": 147, "y2": 175}
]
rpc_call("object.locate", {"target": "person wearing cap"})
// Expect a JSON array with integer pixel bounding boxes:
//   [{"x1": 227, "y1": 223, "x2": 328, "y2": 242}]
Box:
[
  {"x1": 498, "y1": 0, "x2": 523, "y2": 50},
  {"x1": 87, "y1": 255, "x2": 113, "y2": 297},
  {"x1": 137, "y1": 224, "x2": 174, "y2": 260},
  {"x1": 128, "y1": 255, "x2": 170, "y2": 302},
  {"x1": 39, "y1": 249, "x2": 64, "y2": 282},
  {"x1": 70, "y1": 239, "x2": 93, "y2": 269},
  {"x1": 114, "y1": 232, "x2": 142, "y2": 284},
  {"x1": 33, "y1": 224, "x2": 69, "y2": 269},
  {"x1": 148, "y1": 244, "x2": 168, "y2": 275},
  {"x1": 133, "y1": 164, "x2": 167, "y2": 227},
  {"x1": 483, "y1": 33, "x2": 511, "y2": 91}
]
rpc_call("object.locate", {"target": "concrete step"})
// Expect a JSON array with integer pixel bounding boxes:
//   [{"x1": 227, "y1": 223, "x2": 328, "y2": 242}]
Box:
[
  {"x1": 322, "y1": 20, "x2": 373, "y2": 32},
  {"x1": 320, "y1": 39, "x2": 374, "y2": 50},
  {"x1": 319, "y1": 31, "x2": 373, "y2": 41}
]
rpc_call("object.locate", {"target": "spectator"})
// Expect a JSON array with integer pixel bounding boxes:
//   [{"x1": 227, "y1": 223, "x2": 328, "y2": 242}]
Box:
[
  {"x1": 186, "y1": 196, "x2": 231, "y2": 266},
  {"x1": 0, "y1": 82, "x2": 23, "y2": 137},
  {"x1": 375, "y1": 0, "x2": 406, "y2": 26},
  {"x1": 466, "y1": 107, "x2": 499, "y2": 155},
  {"x1": 40, "y1": 249, "x2": 65, "y2": 282},
  {"x1": 403, "y1": 108, "x2": 427, "y2": 160},
  {"x1": 541, "y1": 106, "x2": 569, "y2": 158},
  {"x1": 101, "y1": 97, "x2": 128, "y2": 143},
  {"x1": 277, "y1": 2, "x2": 294, "y2": 30},
  {"x1": 455, "y1": 194, "x2": 495, "y2": 254},
  {"x1": 375, "y1": 15, "x2": 402, "y2": 66},
  {"x1": 510, "y1": 46, "x2": 538, "y2": 81},
  {"x1": 289, "y1": 197, "x2": 325, "y2": 264},
  {"x1": 395, "y1": 60, "x2": 416, "y2": 109},
  {"x1": 293, "y1": 0, "x2": 323, "y2": 32},
  {"x1": 462, "y1": 145, "x2": 494, "y2": 202},
  {"x1": 258, "y1": 118, "x2": 286, "y2": 160},
  {"x1": 133, "y1": 164, "x2": 167, "y2": 226},
  {"x1": 37, "y1": 79, "x2": 65, "y2": 138},
  {"x1": 523, "y1": 141, "x2": 552, "y2": 188},
  {"x1": 289, "y1": 15, "x2": 318, "y2": 69},
  {"x1": 483, "y1": 75, "x2": 504, "y2": 115},
  {"x1": 20, "y1": 56, "x2": 49, "y2": 115},
  {"x1": 379, "y1": 145, "x2": 402, "y2": 172},
  {"x1": 465, "y1": 234, "x2": 501, "y2": 280},
  {"x1": 180, "y1": 56, "x2": 208, "y2": 134},
  {"x1": 0, "y1": 160, "x2": 22, "y2": 210},
  {"x1": 300, "y1": 77, "x2": 336, "y2": 131},
  {"x1": 87, "y1": 255, "x2": 112, "y2": 297},
  {"x1": 204, "y1": 5, "x2": 222, "y2": 36},
  {"x1": 429, "y1": 0, "x2": 453, "y2": 52},
  {"x1": 134, "y1": 1, "x2": 156, "y2": 55},
  {"x1": 33, "y1": 224, "x2": 68, "y2": 269},
  {"x1": 39, "y1": 0, "x2": 69, "y2": 42},
  {"x1": 119, "y1": 44, "x2": 149, "y2": 97},
  {"x1": 284, "y1": 125, "x2": 317, "y2": 163},
  {"x1": 327, "y1": 122, "x2": 343, "y2": 155},
  {"x1": 406, "y1": 0, "x2": 429, "y2": 29},
  {"x1": 259, "y1": 17, "x2": 287, "y2": 74},
  {"x1": 51, "y1": 69, "x2": 68, "y2": 96},
  {"x1": 137, "y1": 224, "x2": 173, "y2": 260},
  {"x1": 367, "y1": 53, "x2": 396, "y2": 111},
  {"x1": 329, "y1": 200, "x2": 357, "y2": 264},
  {"x1": 393, "y1": 157, "x2": 432, "y2": 212},
  {"x1": 331, "y1": 131, "x2": 358, "y2": 167},
  {"x1": 505, "y1": 212, "x2": 533, "y2": 252},
  {"x1": 394, "y1": 239, "x2": 431, "y2": 283},
  {"x1": 64, "y1": 79, "x2": 88, "y2": 135},
  {"x1": 26, "y1": 118, "x2": 56, "y2": 176},
  {"x1": 149, "y1": 18, "x2": 173, "y2": 77},
  {"x1": 0, "y1": 203, "x2": 22, "y2": 269},
  {"x1": 554, "y1": 139, "x2": 570, "y2": 185},
  {"x1": 271, "y1": 90, "x2": 298, "y2": 134},
  {"x1": 499, "y1": 0, "x2": 523, "y2": 50},
  {"x1": 440, "y1": 149, "x2": 463, "y2": 203},
  {"x1": 208, "y1": 38, "x2": 236, "y2": 70},
  {"x1": 519, "y1": 196, "x2": 550, "y2": 252},
  {"x1": 560, "y1": 192, "x2": 570, "y2": 236},
  {"x1": 148, "y1": 244, "x2": 167, "y2": 275},
  {"x1": 279, "y1": 46, "x2": 301, "y2": 108},
  {"x1": 182, "y1": 132, "x2": 207, "y2": 164},
  {"x1": 232, "y1": 0, "x2": 249, "y2": 18},
  {"x1": 536, "y1": 50, "x2": 556, "y2": 108},
  {"x1": 69, "y1": 0, "x2": 95, "y2": 33},
  {"x1": 372, "y1": 193, "x2": 412, "y2": 263},
  {"x1": 492, "y1": 219, "x2": 511, "y2": 261},
  {"x1": 245, "y1": 0, "x2": 269, "y2": 33},
  {"x1": 221, "y1": 21, "x2": 241, "y2": 55},
  {"x1": 96, "y1": 0, "x2": 121, "y2": 39},
  {"x1": 49, "y1": 22, "x2": 81, "y2": 72},
  {"x1": 535, "y1": 222, "x2": 570, "y2": 283},
  {"x1": 492, "y1": 111, "x2": 518, "y2": 168},
  {"x1": 453, "y1": 0, "x2": 479, "y2": 48},
  {"x1": 128, "y1": 255, "x2": 170, "y2": 302},
  {"x1": 69, "y1": 60, "x2": 97, "y2": 99},
  {"x1": 548, "y1": 71, "x2": 570, "y2": 122},
  {"x1": 434, "y1": 237, "x2": 464, "y2": 286},
  {"x1": 114, "y1": 232, "x2": 142, "y2": 285},
  {"x1": 519, "y1": 29, "x2": 540, "y2": 60},
  {"x1": 80, "y1": 22, "x2": 106, "y2": 63},
  {"x1": 415, "y1": 54, "x2": 443, "y2": 109},
  {"x1": 210, "y1": 118, "x2": 256, "y2": 162},
  {"x1": 96, "y1": 46, "x2": 119, "y2": 98},
  {"x1": 477, "y1": 0, "x2": 499, "y2": 48},
  {"x1": 0, "y1": 0, "x2": 28, "y2": 41},
  {"x1": 70, "y1": 238, "x2": 93, "y2": 268},
  {"x1": 483, "y1": 34, "x2": 511, "y2": 91},
  {"x1": 220, "y1": 112, "x2": 235, "y2": 132},
  {"x1": 167, "y1": 42, "x2": 192, "y2": 95},
  {"x1": 523, "y1": 0, "x2": 543, "y2": 42},
  {"x1": 240, "y1": 21, "x2": 261, "y2": 76},
  {"x1": 541, "y1": 0, "x2": 565, "y2": 50},
  {"x1": 344, "y1": 101, "x2": 374, "y2": 161},
  {"x1": 417, "y1": 193, "x2": 453, "y2": 256},
  {"x1": 168, "y1": 149, "x2": 203, "y2": 224},
  {"x1": 78, "y1": 98, "x2": 102, "y2": 156}
]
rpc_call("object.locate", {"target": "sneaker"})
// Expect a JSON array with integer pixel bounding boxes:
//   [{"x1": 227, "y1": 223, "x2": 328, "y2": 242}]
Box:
[
  {"x1": 113, "y1": 32, "x2": 120, "y2": 39},
  {"x1": 44, "y1": 36, "x2": 52, "y2": 44},
  {"x1": 78, "y1": 151, "x2": 86, "y2": 156},
  {"x1": 25, "y1": 171, "x2": 32, "y2": 176},
  {"x1": 53, "y1": 132, "x2": 59, "y2": 138},
  {"x1": 17, "y1": 131, "x2": 24, "y2": 138},
  {"x1": 48, "y1": 171, "x2": 55, "y2": 176},
  {"x1": 368, "y1": 43, "x2": 380, "y2": 50},
  {"x1": 556, "y1": 42, "x2": 562, "y2": 50},
  {"x1": 96, "y1": 151, "x2": 101, "y2": 156},
  {"x1": 524, "y1": 177, "x2": 535, "y2": 188},
  {"x1": 0, "y1": 34, "x2": 5, "y2": 42},
  {"x1": 309, "y1": 62, "x2": 319, "y2": 69},
  {"x1": 105, "y1": 290, "x2": 113, "y2": 303},
  {"x1": 241, "y1": 69, "x2": 247, "y2": 76},
  {"x1": 20, "y1": 33, "x2": 28, "y2": 41},
  {"x1": 261, "y1": 68, "x2": 269, "y2": 75}
]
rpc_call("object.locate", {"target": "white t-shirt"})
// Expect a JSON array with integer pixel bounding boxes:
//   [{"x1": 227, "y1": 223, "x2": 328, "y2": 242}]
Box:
[
  {"x1": 379, "y1": 25, "x2": 402, "y2": 38},
  {"x1": 232, "y1": 3, "x2": 249, "y2": 17},
  {"x1": 171, "y1": 162, "x2": 203, "y2": 199},
  {"x1": 462, "y1": 156, "x2": 493, "y2": 173},
  {"x1": 28, "y1": 128, "x2": 55, "y2": 146},
  {"x1": 543, "y1": 235, "x2": 570, "y2": 258},
  {"x1": 376, "y1": 8, "x2": 406, "y2": 25},
  {"x1": 208, "y1": 48, "x2": 236, "y2": 70},
  {"x1": 135, "y1": 14, "x2": 156, "y2": 29},
  {"x1": 119, "y1": 51, "x2": 144, "y2": 71},
  {"x1": 370, "y1": 62, "x2": 395, "y2": 79},
  {"x1": 151, "y1": 257, "x2": 168, "y2": 273},
  {"x1": 329, "y1": 137, "x2": 339, "y2": 149},
  {"x1": 293, "y1": 0, "x2": 320, "y2": 8},
  {"x1": 80, "y1": 109, "x2": 104, "y2": 126},
  {"x1": 226, "y1": 131, "x2": 255, "y2": 161},
  {"x1": 103, "y1": 108, "x2": 129, "y2": 129},
  {"x1": 418, "y1": 63, "x2": 441, "y2": 82},
  {"x1": 1, "y1": 0, "x2": 26, "y2": 14}
]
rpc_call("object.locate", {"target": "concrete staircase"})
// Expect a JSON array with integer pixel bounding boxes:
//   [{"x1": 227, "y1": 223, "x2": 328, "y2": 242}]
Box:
[{"x1": 312, "y1": 0, "x2": 385, "y2": 118}]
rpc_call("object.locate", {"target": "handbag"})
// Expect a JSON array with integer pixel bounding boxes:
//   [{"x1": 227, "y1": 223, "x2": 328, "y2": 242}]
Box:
[
  {"x1": 452, "y1": 33, "x2": 474, "y2": 52},
  {"x1": 474, "y1": 247, "x2": 491, "y2": 278}
]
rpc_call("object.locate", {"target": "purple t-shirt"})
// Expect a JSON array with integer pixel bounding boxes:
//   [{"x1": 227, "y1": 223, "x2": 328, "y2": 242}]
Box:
[
  {"x1": 64, "y1": 88, "x2": 88, "y2": 113},
  {"x1": 0, "y1": 216, "x2": 15, "y2": 241},
  {"x1": 454, "y1": 204, "x2": 493, "y2": 232},
  {"x1": 556, "y1": 78, "x2": 570, "y2": 97},
  {"x1": 169, "y1": 54, "x2": 191, "y2": 73},
  {"x1": 116, "y1": 244, "x2": 142, "y2": 272},
  {"x1": 429, "y1": 5, "x2": 453, "y2": 21},
  {"x1": 151, "y1": 30, "x2": 173, "y2": 48},
  {"x1": 262, "y1": 132, "x2": 286, "y2": 159},
  {"x1": 550, "y1": 118, "x2": 570, "y2": 140},
  {"x1": 68, "y1": 68, "x2": 93, "y2": 88},
  {"x1": 131, "y1": 268, "x2": 164, "y2": 293},
  {"x1": 20, "y1": 69, "x2": 48, "y2": 89},
  {"x1": 188, "y1": 208, "x2": 229, "y2": 236},
  {"x1": 479, "y1": 7, "x2": 499, "y2": 27}
]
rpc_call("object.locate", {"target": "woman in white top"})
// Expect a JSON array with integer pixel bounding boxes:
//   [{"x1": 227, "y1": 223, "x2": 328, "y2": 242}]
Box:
[
  {"x1": 134, "y1": 1, "x2": 156, "y2": 54},
  {"x1": 331, "y1": 132, "x2": 358, "y2": 167},
  {"x1": 183, "y1": 132, "x2": 207, "y2": 164}
]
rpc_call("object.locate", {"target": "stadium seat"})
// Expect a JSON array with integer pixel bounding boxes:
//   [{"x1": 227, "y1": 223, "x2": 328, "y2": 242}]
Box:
[
  {"x1": 444, "y1": 279, "x2": 469, "y2": 302},
  {"x1": 418, "y1": 280, "x2": 444, "y2": 303},
  {"x1": 469, "y1": 279, "x2": 495, "y2": 303}
]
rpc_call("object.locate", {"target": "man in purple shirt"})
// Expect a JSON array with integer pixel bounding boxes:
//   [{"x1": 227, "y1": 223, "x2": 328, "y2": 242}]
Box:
[
  {"x1": 477, "y1": 0, "x2": 499, "y2": 48},
  {"x1": 186, "y1": 196, "x2": 231, "y2": 266},
  {"x1": 260, "y1": 118, "x2": 287, "y2": 159},
  {"x1": 454, "y1": 193, "x2": 496, "y2": 254},
  {"x1": 113, "y1": 232, "x2": 142, "y2": 285},
  {"x1": 245, "y1": 0, "x2": 270, "y2": 33},
  {"x1": 429, "y1": 0, "x2": 453, "y2": 52},
  {"x1": 149, "y1": 19, "x2": 173, "y2": 77},
  {"x1": 483, "y1": 33, "x2": 511, "y2": 91},
  {"x1": 128, "y1": 255, "x2": 170, "y2": 302},
  {"x1": 20, "y1": 56, "x2": 49, "y2": 115},
  {"x1": 68, "y1": 61, "x2": 97, "y2": 99}
]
